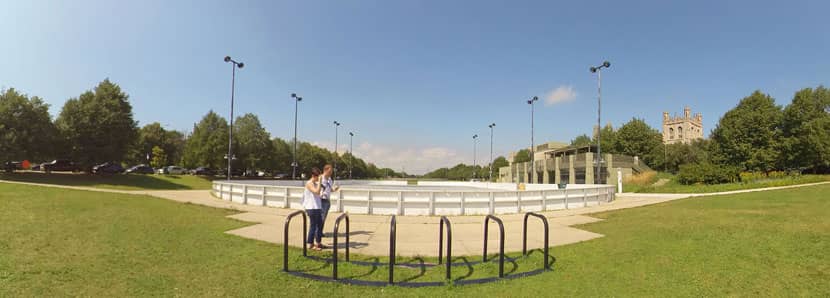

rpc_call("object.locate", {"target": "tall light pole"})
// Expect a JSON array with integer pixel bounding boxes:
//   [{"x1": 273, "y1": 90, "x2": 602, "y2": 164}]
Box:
[
  {"x1": 223, "y1": 56, "x2": 244, "y2": 180},
  {"x1": 349, "y1": 132, "x2": 354, "y2": 179},
  {"x1": 590, "y1": 61, "x2": 611, "y2": 184},
  {"x1": 291, "y1": 93, "x2": 302, "y2": 180},
  {"x1": 488, "y1": 123, "x2": 496, "y2": 182},
  {"x1": 472, "y1": 134, "x2": 478, "y2": 180},
  {"x1": 527, "y1": 96, "x2": 538, "y2": 184},
  {"x1": 333, "y1": 121, "x2": 340, "y2": 180}
]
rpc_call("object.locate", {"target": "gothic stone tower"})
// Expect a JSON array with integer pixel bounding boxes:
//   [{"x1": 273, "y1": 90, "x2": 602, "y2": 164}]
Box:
[{"x1": 662, "y1": 106, "x2": 703, "y2": 144}]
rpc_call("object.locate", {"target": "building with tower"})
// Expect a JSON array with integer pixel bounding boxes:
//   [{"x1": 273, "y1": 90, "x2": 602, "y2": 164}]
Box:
[{"x1": 662, "y1": 107, "x2": 703, "y2": 144}]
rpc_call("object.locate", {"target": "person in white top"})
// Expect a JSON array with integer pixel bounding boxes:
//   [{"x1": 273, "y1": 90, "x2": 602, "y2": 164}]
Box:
[{"x1": 303, "y1": 168, "x2": 324, "y2": 250}]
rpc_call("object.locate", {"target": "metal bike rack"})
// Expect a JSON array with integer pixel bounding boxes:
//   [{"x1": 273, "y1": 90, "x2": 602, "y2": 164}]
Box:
[
  {"x1": 437, "y1": 216, "x2": 452, "y2": 281},
  {"x1": 283, "y1": 210, "x2": 307, "y2": 272},
  {"x1": 332, "y1": 213, "x2": 350, "y2": 280},
  {"x1": 483, "y1": 215, "x2": 505, "y2": 278},
  {"x1": 388, "y1": 215, "x2": 396, "y2": 284},
  {"x1": 522, "y1": 212, "x2": 550, "y2": 270}
]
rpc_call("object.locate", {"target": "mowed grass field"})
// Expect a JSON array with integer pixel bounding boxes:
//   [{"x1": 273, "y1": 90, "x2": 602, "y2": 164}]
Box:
[
  {"x1": 1, "y1": 182, "x2": 828, "y2": 297},
  {"x1": 0, "y1": 172, "x2": 214, "y2": 190}
]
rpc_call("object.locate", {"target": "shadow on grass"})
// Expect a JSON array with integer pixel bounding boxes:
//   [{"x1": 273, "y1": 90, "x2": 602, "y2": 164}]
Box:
[{"x1": 0, "y1": 172, "x2": 215, "y2": 190}]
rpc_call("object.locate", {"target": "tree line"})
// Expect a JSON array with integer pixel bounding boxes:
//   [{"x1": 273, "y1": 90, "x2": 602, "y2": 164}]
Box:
[{"x1": 0, "y1": 79, "x2": 405, "y2": 178}]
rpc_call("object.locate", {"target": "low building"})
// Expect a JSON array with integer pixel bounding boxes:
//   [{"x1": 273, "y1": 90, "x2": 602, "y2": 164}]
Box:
[{"x1": 498, "y1": 143, "x2": 651, "y2": 185}]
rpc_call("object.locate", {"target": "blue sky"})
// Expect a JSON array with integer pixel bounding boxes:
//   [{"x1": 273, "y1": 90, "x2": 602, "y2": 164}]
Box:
[{"x1": 2, "y1": 0, "x2": 828, "y2": 173}]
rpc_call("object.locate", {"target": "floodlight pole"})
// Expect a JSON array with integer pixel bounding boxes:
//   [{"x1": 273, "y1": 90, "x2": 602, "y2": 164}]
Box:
[
  {"x1": 291, "y1": 93, "x2": 302, "y2": 180},
  {"x1": 333, "y1": 121, "x2": 340, "y2": 180},
  {"x1": 527, "y1": 96, "x2": 538, "y2": 184},
  {"x1": 488, "y1": 123, "x2": 496, "y2": 182},
  {"x1": 224, "y1": 56, "x2": 244, "y2": 180},
  {"x1": 349, "y1": 132, "x2": 354, "y2": 179},
  {"x1": 590, "y1": 61, "x2": 610, "y2": 184},
  {"x1": 472, "y1": 134, "x2": 478, "y2": 180}
]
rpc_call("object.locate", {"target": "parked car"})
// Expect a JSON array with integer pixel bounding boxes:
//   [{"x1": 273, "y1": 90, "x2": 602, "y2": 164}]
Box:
[
  {"x1": 191, "y1": 167, "x2": 215, "y2": 176},
  {"x1": 30, "y1": 163, "x2": 41, "y2": 171},
  {"x1": 126, "y1": 164, "x2": 155, "y2": 174},
  {"x1": 41, "y1": 159, "x2": 79, "y2": 173},
  {"x1": 92, "y1": 162, "x2": 125, "y2": 174},
  {"x1": 3, "y1": 161, "x2": 21, "y2": 173},
  {"x1": 159, "y1": 166, "x2": 187, "y2": 175},
  {"x1": 273, "y1": 173, "x2": 290, "y2": 180}
]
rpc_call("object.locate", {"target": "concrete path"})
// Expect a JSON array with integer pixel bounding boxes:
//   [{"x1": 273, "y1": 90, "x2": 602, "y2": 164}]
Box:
[{"x1": 3, "y1": 179, "x2": 827, "y2": 257}]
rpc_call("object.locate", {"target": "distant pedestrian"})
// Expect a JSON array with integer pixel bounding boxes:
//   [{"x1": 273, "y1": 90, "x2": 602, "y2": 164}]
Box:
[{"x1": 303, "y1": 168, "x2": 324, "y2": 250}]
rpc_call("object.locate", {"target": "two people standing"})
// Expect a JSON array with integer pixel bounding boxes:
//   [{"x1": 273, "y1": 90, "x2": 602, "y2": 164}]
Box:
[{"x1": 302, "y1": 165, "x2": 339, "y2": 251}]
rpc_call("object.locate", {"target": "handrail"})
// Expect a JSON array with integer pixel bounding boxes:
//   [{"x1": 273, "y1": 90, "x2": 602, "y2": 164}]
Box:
[
  {"x1": 483, "y1": 215, "x2": 505, "y2": 278},
  {"x1": 523, "y1": 212, "x2": 550, "y2": 270},
  {"x1": 388, "y1": 215, "x2": 396, "y2": 284},
  {"x1": 332, "y1": 213, "x2": 350, "y2": 280},
  {"x1": 437, "y1": 216, "x2": 452, "y2": 280},
  {"x1": 282, "y1": 210, "x2": 307, "y2": 272}
]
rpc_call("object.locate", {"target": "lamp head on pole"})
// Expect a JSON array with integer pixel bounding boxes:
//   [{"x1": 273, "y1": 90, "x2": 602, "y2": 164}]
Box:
[
  {"x1": 489, "y1": 123, "x2": 496, "y2": 128},
  {"x1": 334, "y1": 121, "x2": 340, "y2": 126},
  {"x1": 349, "y1": 132, "x2": 354, "y2": 137},
  {"x1": 224, "y1": 56, "x2": 231, "y2": 62},
  {"x1": 473, "y1": 134, "x2": 478, "y2": 139},
  {"x1": 291, "y1": 93, "x2": 302, "y2": 101},
  {"x1": 527, "y1": 96, "x2": 538, "y2": 104},
  {"x1": 591, "y1": 60, "x2": 611, "y2": 73}
]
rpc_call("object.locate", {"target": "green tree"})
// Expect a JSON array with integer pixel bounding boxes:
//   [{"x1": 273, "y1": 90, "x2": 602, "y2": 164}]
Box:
[
  {"x1": 55, "y1": 79, "x2": 139, "y2": 169},
  {"x1": 593, "y1": 124, "x2": 617, "y2": 154},
  {"x1": 271, "y1": 138, "x2": 293, "y2": 174},
  {"x1": 711, "y1": 91, "x2": 783, "y2": 172},
  {"x1": 513, "y1": 149, "x2": 531, "y2": 163},
  {"x1": 181, "y1": 111, "x2": 229, "y2": 170},
  {"x1": 570, "y1": 134, "x2": 592, "y2": 147},
  {"x1": 233, "y1": 113, "x2": 274, "y2": 172},
  {"x1": 150, "y1": 146, "x2": 167, "y2": 169},
  {"x1": 0, "y1": 88, "x2": 58, "y2": 163},
  {"x1": 613, "y1": 118, "x2": 663, "y2": 167},
  {"x1": 780, "y1": 86, "x2": 830, "y2": 172},
  {"x1": 130, "y1": 123, "x2": 186, "y2": 166}
]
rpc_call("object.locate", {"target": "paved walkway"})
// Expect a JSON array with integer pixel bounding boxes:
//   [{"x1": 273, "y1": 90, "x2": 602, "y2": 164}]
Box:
[{"x1": 3, "y1": 179, "x2": 827, "y2": 257}]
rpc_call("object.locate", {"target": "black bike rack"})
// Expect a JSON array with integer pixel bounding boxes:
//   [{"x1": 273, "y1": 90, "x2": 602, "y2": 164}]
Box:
[
  {"x1": 522, "y1": 212, "x2": 550, "y2": 270},
  {"x1": 437, "y1": 216, "x2": 452, "y2": 281},
  {"x1": 281, "y1": 213, "x2": 552, "y2": 287},
  {"x1": 483, "y1": 215, "x2": 505, "y2": 278},
  {"x1": 332, "y1": 213, "x2": 350, "y2": 280},
  {"x1": 282, "y1": 210, "x2": 307, "y2": 272},
  {"x1": 388, "y1": 215, "x2": 396, "y2": 284}
]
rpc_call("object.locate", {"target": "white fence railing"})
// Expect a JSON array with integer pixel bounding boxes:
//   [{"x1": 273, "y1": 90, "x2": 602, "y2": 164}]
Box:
[{"x1": 212, "y1": 181, "x2": 615, "y2": 216}]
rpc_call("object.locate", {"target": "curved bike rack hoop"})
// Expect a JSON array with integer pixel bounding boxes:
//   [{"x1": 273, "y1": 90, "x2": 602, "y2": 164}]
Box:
[
  {"x1": 283, "y1": 210, "x2": 307, "y2": 272},
  {"x1": 522, "y1": 212, "x2": 550, "y2": 270},
  {"x1": 332, "y1": 213, "x2": 350, "y2": 280},
  {"x1": 388, "y1": 215, "x2": 396, "y2": 284},
  {"x1": 483, "y1": 215, "x2": 505, "y2": 278},
  {"x1": 437, "y1": 216, "x2": 452, "y2": 281}
]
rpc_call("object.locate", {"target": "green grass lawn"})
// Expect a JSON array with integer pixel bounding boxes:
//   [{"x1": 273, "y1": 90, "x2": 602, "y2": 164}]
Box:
[
  {"x1": 0, "y1": 171, "x2": 215, "y2": 190},
  {"x1": 627, "y1": 173, "x2": 829, "y2": 193},
  {"x1": 1, "y1": 182, "x2": 828, "y2": 296}
]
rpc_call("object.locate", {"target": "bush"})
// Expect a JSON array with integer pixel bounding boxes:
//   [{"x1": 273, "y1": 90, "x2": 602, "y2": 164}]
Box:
[{"x1": 677, "y1": 163, "x2": 740, "y2": 185}]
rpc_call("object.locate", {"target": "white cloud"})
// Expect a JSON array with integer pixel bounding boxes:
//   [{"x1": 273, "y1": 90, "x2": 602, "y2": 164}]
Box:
[{"x1": 544, "y1": 85, "x2": 577, "y2": 106}]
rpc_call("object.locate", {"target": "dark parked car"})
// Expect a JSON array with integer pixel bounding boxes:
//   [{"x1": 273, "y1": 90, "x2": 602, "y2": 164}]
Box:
[
  {"x1": 125, "y1": 164, "x2": 155, "y2": 174},
  {"x1": 92, "y1": 162, "x2": 125, "y2": 174},
  {"x1": 3, "y1": 161, "x2": 21, "y2": 173},
  {"x1": 191, "y1": 167, "x2": 216, "y2": 176},
  {"x1": 41, "y1": 159, "x2": 79, "y2": 173}
]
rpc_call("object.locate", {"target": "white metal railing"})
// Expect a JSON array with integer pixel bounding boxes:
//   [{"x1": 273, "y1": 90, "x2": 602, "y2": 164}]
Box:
[{"x1": 211, "y1": 181, "x2": 615, "y2": 216}]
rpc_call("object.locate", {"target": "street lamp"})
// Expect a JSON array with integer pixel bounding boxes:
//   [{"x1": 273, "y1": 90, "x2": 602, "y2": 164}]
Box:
[
  {"x1": 488, "y1": 123, "x2": 496, "y2": 182},
  {"x1": 349, "y1": 132, "x2": 355, "y2": 179},
  {"x1": 333, "y1": 121, "x2": 340, "y2": 180},
  {"x1": 590, "y1": 60, "x2": 611, "y2": 184},
  {"x1": 291, "y1": 93, "x2": 302, "y2": 180},
  {"x1": 223, "y1": 56, "x2": 244, "y2": 180},
  {"x1": 527, "y1": 96, "x2": 538, "y2": 184},
  {"x1": 472, "y1": 134, "x2": 478, "y2": 180}
]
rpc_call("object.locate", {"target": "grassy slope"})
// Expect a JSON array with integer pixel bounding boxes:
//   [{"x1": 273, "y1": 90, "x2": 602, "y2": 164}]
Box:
[
  {"x1": 0, "y1": 172, "x2": 214, "y2": 190},
  {"x1": 1, "y1": 183, "x2": 828, "y2": 296},
  {"x1": 627, "y1": 173, "x2": 829, "y2": 193}
]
